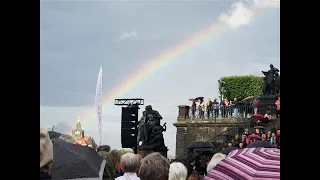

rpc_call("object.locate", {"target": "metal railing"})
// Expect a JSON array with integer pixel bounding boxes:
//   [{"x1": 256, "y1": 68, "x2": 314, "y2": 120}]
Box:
[
  {"x1": 171, "y1": 116, "x2": 253, "y2": 163},
  {"x1": 188, "y1": 105, "x2": 254, "y2": 119}
]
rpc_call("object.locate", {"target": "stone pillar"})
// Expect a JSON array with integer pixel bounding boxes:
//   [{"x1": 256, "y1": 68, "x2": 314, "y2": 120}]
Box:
[
  {"x1": 258, "y1": 95, "x2": 277, "y2": 115},
  {"x1": 178, "y1": 105, "x2": 190, "y2": 119}
]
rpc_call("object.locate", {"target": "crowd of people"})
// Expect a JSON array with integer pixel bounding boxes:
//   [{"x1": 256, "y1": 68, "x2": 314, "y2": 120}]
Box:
[
  {"x1": 41, "y1": 122, "x2": 280, "y2": 180},
  {"x1": 40, "y1": 96, "x2": 280, "y2": 180},
  {"x1": 190, "y1": 95, "x2": 280, "y2": 119}
]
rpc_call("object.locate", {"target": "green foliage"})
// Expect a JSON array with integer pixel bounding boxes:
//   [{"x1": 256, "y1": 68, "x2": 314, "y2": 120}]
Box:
[
  {"x1": 218, "y1": 75, "x2": 264, "y2": 101},
  {"x1": 120, "y1": 148, "x2": 134, "y2": 155}
]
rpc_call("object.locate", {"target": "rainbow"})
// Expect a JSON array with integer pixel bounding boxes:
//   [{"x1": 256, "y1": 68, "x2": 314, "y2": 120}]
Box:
[{"x1": 79, "y1": 7, "x2": 278, "y2": 131}]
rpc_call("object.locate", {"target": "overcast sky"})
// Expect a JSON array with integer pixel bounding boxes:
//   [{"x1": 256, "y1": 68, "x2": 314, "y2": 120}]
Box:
[{"x1": 40, "y1": 0, "x2": 280, "y2": 156}]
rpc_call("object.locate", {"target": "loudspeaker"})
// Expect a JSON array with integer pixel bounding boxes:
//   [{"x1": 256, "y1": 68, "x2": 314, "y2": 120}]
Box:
[{"x1": 121, "y1": 107, "x2": 139, "y2": 148}]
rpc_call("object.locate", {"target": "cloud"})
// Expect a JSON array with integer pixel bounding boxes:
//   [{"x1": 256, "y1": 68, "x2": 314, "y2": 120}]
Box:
[
  {"x1": 118, "y1": 30, "x2": 138, "y2": 40},
  {"x1": 40, "y1": 1, "x2": 279, "y2": 156},
  {"x1": 218, "y1": 0, "x2": 280, "y2": 28}
]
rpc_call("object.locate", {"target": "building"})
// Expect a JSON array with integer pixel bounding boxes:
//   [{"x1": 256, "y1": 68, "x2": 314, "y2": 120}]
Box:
[{"x1": 71, "y1": 117, "x2": 98, "y2": 149}]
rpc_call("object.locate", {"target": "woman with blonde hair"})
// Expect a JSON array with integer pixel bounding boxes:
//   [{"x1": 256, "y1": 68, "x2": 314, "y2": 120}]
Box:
[{"x1": 169, "y1": 162, "x2": 188, "y2": 180}]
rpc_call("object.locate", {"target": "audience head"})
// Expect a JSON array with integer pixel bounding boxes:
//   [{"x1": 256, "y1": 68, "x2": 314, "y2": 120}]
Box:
[
  {"x1": 187, "y1": 171, "x2": 200, "y2": 180},
  {"x1": 120, "y1": 152, "x2": 140, "y2": 173},
  {"x1": 59, "y1": 134, "x2": 76, "y2": 144},
  {"x1": 97, "y1": 145, "x2": 111, "y2": 152},
  {"x1": 168, "y1": 162, "x2": 188, "y2": 180},
  {"x1": 109, "y1": 149, "x2": 122, "y2": 169},
  {"x1": 40, "y1": 125, "x2": 53, "y2": 172},
  {"x1": 206, "y1": 153, "x2": 226, "y2": 173},
  {"x1": 139, "y1": 152, "x2": 170, "y2": 180}
]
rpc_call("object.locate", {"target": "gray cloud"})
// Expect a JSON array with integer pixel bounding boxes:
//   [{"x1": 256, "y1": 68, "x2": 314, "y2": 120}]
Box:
[{"x1": 40, "y1": 0, "x2": 279, "y2": 156}]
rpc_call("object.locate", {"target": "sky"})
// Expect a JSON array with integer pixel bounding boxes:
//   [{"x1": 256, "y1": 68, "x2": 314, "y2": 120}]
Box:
[{"x1": 40, "y1": 0, "x2": 280, "y2": 157}]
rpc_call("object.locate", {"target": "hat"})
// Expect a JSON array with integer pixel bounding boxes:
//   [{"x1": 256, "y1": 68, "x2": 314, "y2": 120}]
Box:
[{"x1": 40, "y1": 125, "x2": 53, "y2": 168}]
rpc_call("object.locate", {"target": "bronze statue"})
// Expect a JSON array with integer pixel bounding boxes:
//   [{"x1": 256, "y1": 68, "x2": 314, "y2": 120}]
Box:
[
  {"x1": 137, "y1": 105, "x2": 166, "y2": 148},
  {"x1": 262, "y1": 64, "x2": 279, "y2": 95}
]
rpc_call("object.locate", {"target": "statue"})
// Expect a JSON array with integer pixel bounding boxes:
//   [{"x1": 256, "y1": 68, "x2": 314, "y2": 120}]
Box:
[
  {"x1": 137, "y1": 105, "x2": 166, "y2": 149},
  {"x1": 262, "y1": 64, "x2": 279, "y2": 95}
]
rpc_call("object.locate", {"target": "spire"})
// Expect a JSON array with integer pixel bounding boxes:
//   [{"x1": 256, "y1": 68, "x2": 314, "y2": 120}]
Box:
[{"x1": 77, "y1": 116, "x2": 80, "y2": 123}]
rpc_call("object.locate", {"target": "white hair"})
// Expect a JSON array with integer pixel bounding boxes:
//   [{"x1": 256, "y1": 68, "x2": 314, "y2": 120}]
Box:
[
  {"x1": 121, "y1": 152, "x2": 139, "y2": 172},
  {"x1": 168, "y1": 162, "x2": 188, "y2": 180},
  {"x1": 206, "y1": 153, "x2": 226, "y2": 173}
]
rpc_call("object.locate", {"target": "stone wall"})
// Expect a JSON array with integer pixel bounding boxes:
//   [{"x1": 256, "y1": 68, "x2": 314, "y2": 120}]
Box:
[{"x1": 173, "y1": 118, "x2": 242, "y2": 157}]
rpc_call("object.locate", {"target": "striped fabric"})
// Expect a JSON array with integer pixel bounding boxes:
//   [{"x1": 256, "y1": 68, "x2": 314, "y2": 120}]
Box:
[{"x1": 204, "y1": 148, "x2": 280, "y2": 180}]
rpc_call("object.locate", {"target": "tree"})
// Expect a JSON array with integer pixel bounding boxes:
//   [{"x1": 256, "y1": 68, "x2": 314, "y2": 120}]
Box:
[{"x1": 218, "y1": 75, "x2": 264, "y2": 101}]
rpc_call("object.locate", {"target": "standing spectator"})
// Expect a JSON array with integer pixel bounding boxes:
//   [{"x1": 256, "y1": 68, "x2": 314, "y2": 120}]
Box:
[
  {"x1": 253, "y1": 99, "x2": 260, "y2": 114},
  {"x1": 224, "y1": 97, "x2": 230, "y2": 117},
  {"x1": 115, "y1": 153, "x2": 140, "y2": 180},
  {"x1": 139, "y1": 152, "x2": 170, "y2": 180},
  {"x1": 206, "y1": 98, "x2": 213, "y2": 118},
  {"x1": 199, "y1": 99, "x2": 205, "y2": 119},
  {"x1": 212, "y1": 98, "x2": 219, "y2": 118},
  {"x1": 169, "y1": 162, "x2": 188, "y2": 180},
  {"x1": 40, "y1": 125, "x2": 53, "y2": 180},
  {"x1": 191, "y1": 101, "x2": 196, "y2": 119},
  {"x1": 275, "y1": 96, "x2": 280, "y2": 118}
]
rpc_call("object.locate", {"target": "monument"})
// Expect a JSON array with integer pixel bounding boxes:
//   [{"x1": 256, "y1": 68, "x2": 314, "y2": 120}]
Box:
[
  {"x1": 258, "y1": 64, "x2": 280, "y2": 115},
  {"x1": 137, "y1": 105, "x2": 168, "y2": 157}
]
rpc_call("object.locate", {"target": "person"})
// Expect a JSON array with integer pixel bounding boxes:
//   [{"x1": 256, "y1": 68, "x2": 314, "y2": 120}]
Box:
[
  {"x1": 115, "y1": 153, "x2": 140, "y2": 180},
  {"x1": 99, "y1": 149, "x2": 122, "y2": 180},
  {"x1": 169, "y1": 162, "x2": 188, "y2": 180},
  {"x1": 212, "y1": 98, "x2": 219, "y2": 118},
  {"x1": 139, "y1": 152, "x2": 170, "y2": 180},
  {"x1": 40, "y1": 125, "x2": 54, "y2": 180},
  {"x1": 192, "y1": 150, "x2": 201, "y2": 173},
  {"x1": 187, "y1": 171, "x2": 200, "y2": 180},
  {"x1": 275, "y1": 96, "x2": 280, "y2": 118},
  {"x1": 206, "y1": 153, "x2": 226, "y2": 173},
  {"x1": 191, "y1": 101, "x2": 196, "y2": 119}
]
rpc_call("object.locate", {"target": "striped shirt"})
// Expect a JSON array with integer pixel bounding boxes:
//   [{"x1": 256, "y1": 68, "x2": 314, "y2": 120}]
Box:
[{"x1": 115, "y1": 172, "x2": 140, "y2": 180}]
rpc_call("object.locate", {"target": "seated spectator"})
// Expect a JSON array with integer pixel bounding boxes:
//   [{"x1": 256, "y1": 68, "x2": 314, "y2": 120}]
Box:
[
  {"x1": 40, "y1": 125, "x2": 54, "y2": 180},
  {"x1": 169, "y1": 162, "x2": 188, "y2": 180},
  {"x1": 206, "y1": 153, "x2": 226, "y2": 173},
  {"x1": 115, "y1": 153, "x2": 140, "y2": 180},
  {"x1": 139, "y1": 152, "x2": 170, "y2": 180},
  {"x1": 59, "y1": 134, "x2": 76, "y2": 144}
]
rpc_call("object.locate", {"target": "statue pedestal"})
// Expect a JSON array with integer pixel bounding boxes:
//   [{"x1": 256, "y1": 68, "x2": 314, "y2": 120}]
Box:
[
  {"x1": 258, "y1": 95, "x2": 277, "y2": 115},
  {"x1": 137, "y1": 145, "x2": 168, "y2": 158}
]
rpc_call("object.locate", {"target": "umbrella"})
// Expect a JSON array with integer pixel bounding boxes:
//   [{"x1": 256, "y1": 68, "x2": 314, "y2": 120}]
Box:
[
  {"x1": 247, "y1": 141, "x2": 275, "y2": 148},
  {"x1": 252, "y1": 114, "x2": 264, "y2": 120},
  {"x1": 194, "y1": 97, "x2": 204, "y2": 101},
  {"x1": 248, "y1": 134, "x2": 262, "y2": 141},
  {"x1": 220, "y1": 147, "x2": 238, "y2": 155},
  {"x1": 48, "y1": 131, "x2": 62, "y2": 139},
  {"x1": 243, "y1": 96, "x2": 254, "y2": 101},
  {"x1": 253, "y1": 126, "x2": 265, "y2": 129},
  {"x1": 204, "y1": 148, "x2": 280, "y2": 180},
  {"x1": 187, "y1": 141, "x2": 215, "y2": 149},
  {"x1": 51, "y1": 138, "x2": 106, "y2": 180}
]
